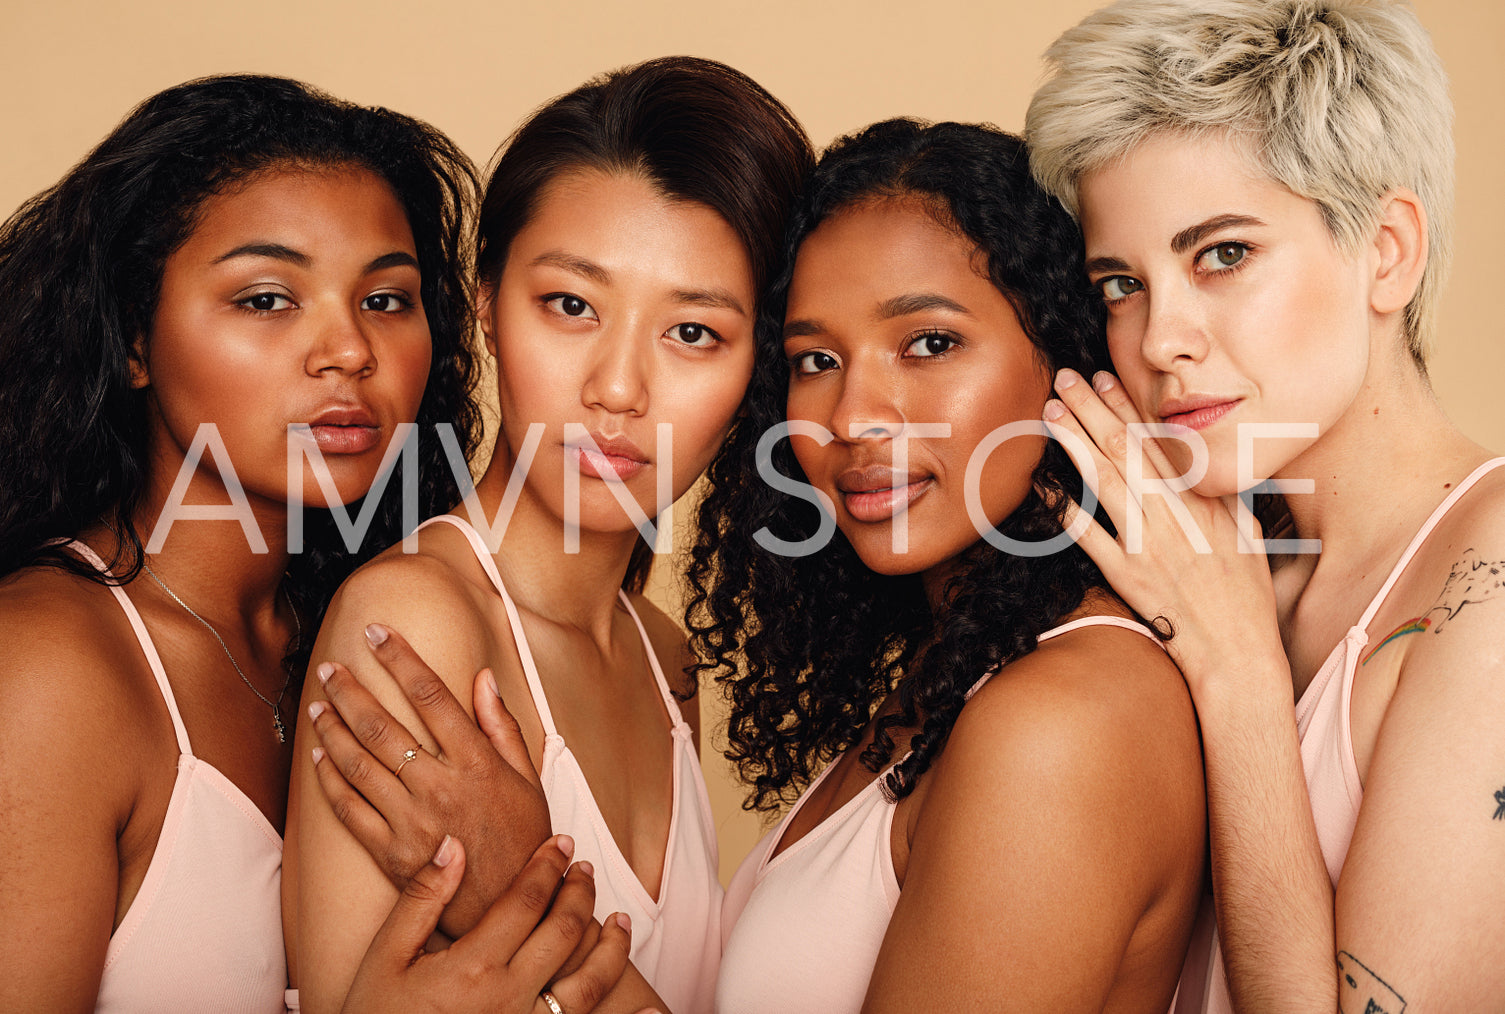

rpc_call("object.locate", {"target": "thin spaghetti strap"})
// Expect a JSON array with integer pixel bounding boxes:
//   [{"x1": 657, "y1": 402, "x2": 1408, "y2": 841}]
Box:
[
  {"x1": 1355, "y1": 457, "x2": 1505, "y2": 629},
  {"x1": 616, "y1": 591, "x2": 686, "y2": 726},
  {"x1": 964, "y1": 614, "x2": 1163, "y2": 699},
  {"x1": 65, "y1": 541, "x2": 193, "y2": 756},
  {"x1": 1037, "y1": 614, "x2": 1163, "y2": 646},
  {"x1": 412, "y1": 515, "x2": 559, "y2": 736}
]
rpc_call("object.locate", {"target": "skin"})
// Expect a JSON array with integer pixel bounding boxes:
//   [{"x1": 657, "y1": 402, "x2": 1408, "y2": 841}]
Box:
[
  {"x1": 1046, "y1": 130, "x2": 1505, "y2": 1011},
  {"x1": 0, "y1": 166, "x2": 431, "y2": 1011},
  {"x1": 773, "y1": 197, "x2": 1206, "y2": 1012},
  {"x1": 287, "y1": 169, "x2": 756, "y2": 1014}
]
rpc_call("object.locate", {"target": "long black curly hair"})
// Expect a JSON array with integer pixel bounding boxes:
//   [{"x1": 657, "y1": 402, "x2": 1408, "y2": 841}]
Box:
[
  {"x1": 687, "y1": 119, "x2": 1115, "y2": 812},
  {"x1": 0, "y1": 74, "x2": 481, "y2": 674}
]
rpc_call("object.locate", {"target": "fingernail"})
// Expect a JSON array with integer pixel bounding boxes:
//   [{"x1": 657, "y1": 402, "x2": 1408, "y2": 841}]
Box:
[
  {"x1": 433, "y1": 834, "x2": 457, "y2": 867},
  {"x1": 612, "y1": 912, "x2": 632, "y2": 932},
  {"x1": 1042, "y1": 399, "x2": 1066, "y2": 421},
  {"x1": 316, "y1": 661, "x2": 334, "y2": 684},
  {"x1": 308, "y1": 701, "x2": 327, "y2": 721},
  {"x1": 485, "y1": 668, "x2": 501, "y2": 699},
  {"x1": 311, "y1": 746, "x2": 325, "y2": 764},
  {"x1": 364, "y1": 623, "x2": 388, "y2": 648},
  {"x1": 577, "y1": 860, "x2": 594, "y2": 877},
  {"x1": 555, "y1": 833, "x2": 575, "y2": 860},
  {"x1": 1092, "y1": 371, "x2": 1117, "y2": 393},
  {"x1": 1055, "y1": 368, "x2": 1081, "y2": 390}
]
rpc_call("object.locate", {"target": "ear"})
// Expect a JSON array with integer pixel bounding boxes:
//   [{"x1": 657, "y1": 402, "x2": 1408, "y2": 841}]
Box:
[
  {"x1": 127, "y1": 336, "x2": 151, "y2": 389},
  {"x1": 475, "y1": 280, "x2": 497, "y2": 357},
  {"x1": 1368, "y1": 187, "x2": 1427, "y2": 317}
]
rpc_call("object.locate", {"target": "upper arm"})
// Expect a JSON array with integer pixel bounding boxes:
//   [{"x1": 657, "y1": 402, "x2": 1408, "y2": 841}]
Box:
[
  {"x1": 1335, "y1": 509, "x2": 1505, "y2": 1008},
  {"x1": 288, "y1": 557, "x2": 493, "y2": 1012},
  {"x1": 861, "y1": 633, "x2": 1205, "y2": 1013},
  {"x1": 0, "y1": 587, "x2": 138, "y2": 1012}
]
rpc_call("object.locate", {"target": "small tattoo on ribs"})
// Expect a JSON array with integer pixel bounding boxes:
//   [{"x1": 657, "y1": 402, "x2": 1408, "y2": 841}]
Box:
[
  {"x1": 1494, "y1": 785, "x2": 1505, "y2": 821},
  {"x1": 1337, "y1": 950, "x2": 1405, "y2": 1014}
]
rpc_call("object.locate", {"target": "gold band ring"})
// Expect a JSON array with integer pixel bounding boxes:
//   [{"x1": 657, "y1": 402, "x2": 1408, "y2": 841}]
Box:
[
  {"x1": 540, "y1": 990, "x2": 565, "y2": 1014},
  {"x1": 393, "y1": 748, "x2": 420, "y2": 777}
]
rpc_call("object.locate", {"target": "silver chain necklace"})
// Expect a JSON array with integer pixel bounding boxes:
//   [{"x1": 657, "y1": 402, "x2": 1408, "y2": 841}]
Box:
[{"x1": 141, "y1": 562, "x2": 300, "y2": 744}]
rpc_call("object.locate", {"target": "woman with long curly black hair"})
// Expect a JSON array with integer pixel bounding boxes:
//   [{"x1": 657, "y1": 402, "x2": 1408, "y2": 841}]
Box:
[
  {"x1": 695, "y1": 119, "x2": 1208, "y2": 1011},
  {"x1": 0, "y1": 74, "x2": 620, "y2": 1012}
]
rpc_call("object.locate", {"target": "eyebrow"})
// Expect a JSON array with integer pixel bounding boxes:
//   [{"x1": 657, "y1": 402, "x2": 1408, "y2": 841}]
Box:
[
  {"x1": 214, "y1": 243, "x2": 311, "y2": 267},
  {"x1": 783, "y1": 291, "x2": 970, "y2": 342},
  {"x1": 212, "y1": 245, "x2": 418, "y2": 275},
  {"x1": 531, "y1": 250, "x2": 611, "y2": 285},
  {"x1": 877, "y1": 292, "x2": 970, "y2": 319},
  {"x1": 1084, "y1": 213, "x2": 1268, "y2": 276},
  {"x1": 1170, "y1": 214, "x2": 1266, "y2": 255},
  {"x1": 671, "y1": 287, "x2": 747, "y2": 316}
]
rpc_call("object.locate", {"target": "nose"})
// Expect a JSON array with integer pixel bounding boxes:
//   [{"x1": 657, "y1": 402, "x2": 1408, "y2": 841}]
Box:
[
  {"x1": 580, "y1": 327, "x2": 649, "y2": 416},
  {"x1": 829, "y1": 361, "x2": 905, "y2": 444},
  {"x1": 307, "y1": 306, "x2": 377, "y2": 377},
  {"x1": 1135, "y1": 284, "x2": 1210, "y2": 372}
]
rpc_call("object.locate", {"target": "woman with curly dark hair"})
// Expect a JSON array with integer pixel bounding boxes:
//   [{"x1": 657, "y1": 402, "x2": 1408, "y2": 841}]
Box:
[
  {"x1": 0, "y1": 74, "x2": 620, "y2": 1012},
  {"x1": 696, "y1": 119, "x2": 1207, "y2": 1011}
]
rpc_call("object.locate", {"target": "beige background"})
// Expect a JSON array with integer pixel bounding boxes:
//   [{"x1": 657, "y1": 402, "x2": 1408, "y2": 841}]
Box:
[{"x1": 5, "y1": 0, "x2": 1500, "y2": 881}]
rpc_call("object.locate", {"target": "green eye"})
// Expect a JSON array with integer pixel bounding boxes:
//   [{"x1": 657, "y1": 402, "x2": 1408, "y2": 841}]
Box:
[{"x1": 1100, "y1": 276, "x2": 1143, "y2": 302}]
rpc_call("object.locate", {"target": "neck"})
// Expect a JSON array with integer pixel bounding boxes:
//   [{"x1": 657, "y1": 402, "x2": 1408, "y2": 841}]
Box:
[
  {"x1": 467, "y1": 447, "x2": 646, "y2": 639},
  {"x1": 123, "y1": 454, "x2": 293, "y2": 627},
  {"x1": 1277, "y1": 346, "x2": 1489, "y2": 570}
]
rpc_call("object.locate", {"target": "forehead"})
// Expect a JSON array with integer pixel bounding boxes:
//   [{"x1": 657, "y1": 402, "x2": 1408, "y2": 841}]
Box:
[
  {"x1": 513, "y1": 169, "x2": 753, "y2": 290},
  {"x1": 181, "y1": 166, "x2": 415, "y2": 257},
  {"x1": 788, "y1": 197, "x2": 984, "y2": 304},
  {"x1": 1077, "y1": 131, "x2": 1299, "y2": 248}
]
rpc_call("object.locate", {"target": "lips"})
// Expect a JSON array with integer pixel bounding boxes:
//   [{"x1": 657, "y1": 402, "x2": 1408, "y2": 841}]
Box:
[
  {"x1": 835, "y1": 465, "x2": 933, "y2": 522},
  {"x1": 303, "y1": 405, "x2": 381, "y2": 455},
  {"x1": 1158, "y1": 395, "x2": 1241, "y2": 431},
  {"x1": 568, "y1": 433, "x2": 649, "y2": 482}
]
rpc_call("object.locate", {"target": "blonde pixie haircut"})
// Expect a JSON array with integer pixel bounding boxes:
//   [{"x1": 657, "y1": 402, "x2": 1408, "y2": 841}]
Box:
[{"x1": 1026, "y1": 0, "x2": 1453, "y2": 366}]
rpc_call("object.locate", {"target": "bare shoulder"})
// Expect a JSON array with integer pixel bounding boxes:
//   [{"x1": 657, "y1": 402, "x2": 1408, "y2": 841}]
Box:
[
  {"x1": 316, "y1": 523, "x2": 502, "y2": 689},
  {"x1": 0, "y1": 567, "x2": 160, "y2": 815},
  {"x1": 0, "y1": 566, "x2": 154, "y2": 715},
  {"x1": 1390, "y1": 466, "x2": 1505, "y2": 678},
  {"x1": 934, "y1": 617, "x2": 1202, "y2": 840}
]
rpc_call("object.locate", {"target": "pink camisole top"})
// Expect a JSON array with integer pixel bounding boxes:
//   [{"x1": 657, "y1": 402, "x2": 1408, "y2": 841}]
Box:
[
  {"x1": 715, "y1": 615, "x2": 1162, "y2": 1014},
  {"x1": 1177, "y1": 456, "x2": 1505, "y2": 1014},
  {"x1": 69, "y1": 542, "x2": 287, "y2": 1013},
  {"x1": 420, "y1": 515, "x2": 722, "y2": 1014}
]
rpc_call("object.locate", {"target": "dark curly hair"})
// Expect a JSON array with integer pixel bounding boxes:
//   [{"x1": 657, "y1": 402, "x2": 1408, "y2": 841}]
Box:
[
  {"x1": 0, "y1": 74, "x2": 481, "y2": 675},
  {"x1": 475, "y1": 56, "x2": 814, "y2": 592},
  {"x1": 687, "y1": 119, "x2": 1116, "y2": 812}
]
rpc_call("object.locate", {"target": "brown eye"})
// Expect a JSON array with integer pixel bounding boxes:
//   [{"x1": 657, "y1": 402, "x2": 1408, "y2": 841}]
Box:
[
  {"x1": 1214, "y1": 244, "x2": 1244, "y2": 267},
  {"x1": 1100, "y1": 276, "x2": 1143, "y2": 302},
  {"x1": 544, "y1": 294, "x2": 598, "y2": 320},
  {"x1": 906, "y1": 332, "x2": 956, "y2": 358}
]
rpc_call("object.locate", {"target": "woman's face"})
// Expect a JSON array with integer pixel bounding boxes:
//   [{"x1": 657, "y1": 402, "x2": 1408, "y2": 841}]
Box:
[
  {"x1": 143, "y1": 166, "x2": 432, "y2": 514},
  {"x1": 784, "y1": 197, "x2": 1053, "y2": 578},
  {"x1": 483, "y1": 169, "x2": 756, "y2": 538},
  {"x1": 1077, "y1": 132, "x2": 1373, "y2": 496}
]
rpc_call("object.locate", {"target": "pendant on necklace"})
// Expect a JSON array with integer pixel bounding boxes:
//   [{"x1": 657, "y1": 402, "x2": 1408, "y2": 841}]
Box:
[{"x1": 273, "y1": 710, "x2": 288, "y2": 745}]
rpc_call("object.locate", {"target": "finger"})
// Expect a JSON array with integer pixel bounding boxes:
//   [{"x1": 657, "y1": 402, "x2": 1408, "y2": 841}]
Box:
[
  {"x1": 475, "y1": 669, "x2": 544, "y2": 791},
  {"x1": 364, "y1": 623, "x2": 483, "y2": 757},
  {"x1": 308, "y1": 731, "x2": 397, "y2": 851},
  {"x1": 362, "y1": 834, "x2": 466, "y2": 966},
  {"x1": 542, "y1": 911, "x2": 633, "y2": 1014},
  {"x1": 1059, "y1": 497, "x2": 1130, "y2": 585},
  {"x1": 314, "y1": 659, "x2": 428, "y2": 774},
  {"x1": 458, "y1": 834, "x2": 577, "y2": 960},
  {"x1": 1089, "y1": 372, "x2": 1182, "y2": 480},
  {"x1": 506, "y1": 860, "x2": 601, "y2": 988},
  {"x1": 1044, "y1": 393, "x2": 1142, "y2": 528}
]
